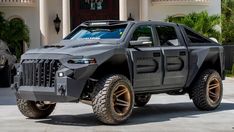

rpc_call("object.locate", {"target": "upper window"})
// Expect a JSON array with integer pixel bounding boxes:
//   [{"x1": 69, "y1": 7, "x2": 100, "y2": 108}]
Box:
[
  {"x1": 131, "y1": 25, "x2": 154, "y2": 47},
  {"x1": 156, "y1": 26, "x2": 180, "y2": 46},
  {"x1": 80, "y1": 0, "x2": 107, "y2": 10},
  {"x1": 183, "y1": 27, "x2": 211, "y2": 44}
]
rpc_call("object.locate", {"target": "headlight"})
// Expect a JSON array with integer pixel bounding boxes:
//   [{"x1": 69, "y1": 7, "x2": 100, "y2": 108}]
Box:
[
  {"x1": 68, "y1": 58, "x2": 96, "y2": 64},
  {"x1": 0, "y1": 55, "x2": 6, "y2": 65},
  {"x1": 58, "y1": 72, "x2": 65, "y2": 77}
]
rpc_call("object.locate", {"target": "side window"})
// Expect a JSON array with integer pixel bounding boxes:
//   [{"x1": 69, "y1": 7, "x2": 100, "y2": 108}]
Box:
[
  {"x1": 184, "y1": 27, "x2": 211, "y2": 44},
  {"x1": 156, "y1": 26, "x2": 180, "y2": 46},
  {"x1": 131, "y1": 25, "x2": 154, "y2": 47}
]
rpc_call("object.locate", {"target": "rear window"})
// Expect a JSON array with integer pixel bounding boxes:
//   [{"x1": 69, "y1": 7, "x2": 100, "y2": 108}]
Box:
[{"x1": 183, "y1": 27, "x2": 211, "y2": 44}]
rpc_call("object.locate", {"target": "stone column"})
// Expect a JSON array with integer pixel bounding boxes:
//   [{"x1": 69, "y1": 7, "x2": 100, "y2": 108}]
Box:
[
  {"x1": 119, "y1": 0, "x2": 127, "y2": 21},
  {"x1": 62, "y1": 0, "x2": 71, "y2": 38},
  {"x1": 39, "y1": 0, "x2": 49, "y2": 45},
  {"x1": 140, "y1": 0, "x2": 149, "y2": 21}
]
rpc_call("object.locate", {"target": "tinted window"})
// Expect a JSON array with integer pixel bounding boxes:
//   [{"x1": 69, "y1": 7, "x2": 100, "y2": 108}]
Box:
[
  {"x1": 131, "y1": 25, "x2": 154, "y2": 47},
  {"x1": 184, "y1": 27, "x2": 211, "y2": 43},
  {"x1": 156, "y1": 26, "x2": 180, "y2": 46},
  {"x1": 67, "y1": 24, "x2": 127, "y2": 40}
]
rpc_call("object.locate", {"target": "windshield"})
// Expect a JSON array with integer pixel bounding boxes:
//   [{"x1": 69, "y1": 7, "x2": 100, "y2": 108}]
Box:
[{"x1": 67, "y1": 24, "x2": 127, "y2": 40}]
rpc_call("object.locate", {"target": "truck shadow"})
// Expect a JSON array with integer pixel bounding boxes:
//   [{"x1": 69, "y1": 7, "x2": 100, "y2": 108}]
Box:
[{"x1": 36, "y1": 102, "x2": 234, "y2": 126}]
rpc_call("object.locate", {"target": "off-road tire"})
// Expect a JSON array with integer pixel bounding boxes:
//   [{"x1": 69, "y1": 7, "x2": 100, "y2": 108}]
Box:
[
  {"x1": 0, "y1": 65, "x2": 11, "y2": 87},
  {"x1": 92, "y1": 74, "x2": 134, "y2": 124},
  {"x1": 17, "y1": 99, "x2": 56, "y2": 119},
  {"x1": 135, "y1": 94, "x2": 151, "y2": 107},
  {"x1": 190, "y1": 69, "x2": 223, "y2": 111}
]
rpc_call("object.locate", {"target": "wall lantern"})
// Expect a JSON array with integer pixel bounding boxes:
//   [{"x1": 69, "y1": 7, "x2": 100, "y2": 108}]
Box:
[
  {"x1": 53, "y1": 14, "x2": 61, "y2": 34},
  {"x1": 127, "y1": 13, "x2": 134, "y2": 21}
]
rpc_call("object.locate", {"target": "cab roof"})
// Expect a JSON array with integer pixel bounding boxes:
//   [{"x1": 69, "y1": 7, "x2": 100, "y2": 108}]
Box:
[{"x1": 81, "y1": 20, "x2": 178, "y2": 27}]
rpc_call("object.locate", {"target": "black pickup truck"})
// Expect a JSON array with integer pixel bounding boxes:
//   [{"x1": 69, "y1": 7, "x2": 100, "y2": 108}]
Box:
[{"x1": 13, "y1": 20, "x2": 225, "y2": 124}]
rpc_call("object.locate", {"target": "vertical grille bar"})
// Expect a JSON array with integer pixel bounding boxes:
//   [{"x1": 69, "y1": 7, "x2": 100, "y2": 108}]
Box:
[
  {"x1": 29, "y1": 60, "x2": 33, "y2": 85},
  {"x1": 43, "y1": 60, "x2": 48, "y2": 87},
  {"x1": 32, "y1": 60, "x2": 37, "y2": 86},
  {"x1": 38, "y1": 60, "x2": 43, "y2": 86},
  {"x1": 25, "y1": 62, "x2": 29, "y2": 86},
  {"x1": 22, "y1": 61, "x2": 26, "y2": 86},
  {"x1": 48, "y1": 60, "x2": 55, "y2": 87}
]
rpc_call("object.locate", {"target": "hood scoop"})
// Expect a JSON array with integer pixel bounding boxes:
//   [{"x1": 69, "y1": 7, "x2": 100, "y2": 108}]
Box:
[
  {"x1": 43, "y1": 45, "x2": 64, "y2": 48},
  {"x1": 71, "y1": 42, "x2": 100, "y2": 48}
]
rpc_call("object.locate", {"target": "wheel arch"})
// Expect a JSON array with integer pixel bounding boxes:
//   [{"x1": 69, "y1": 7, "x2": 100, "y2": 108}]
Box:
[
  {"x1": 186, "y1": 50, "x2": 223, "y2": 90},
  {"x1": 187, "y1": 54, "x2": 222, "y2": 93},
  {"x1": 90, "y1": 54, "x2": 132, "y2": 82}
]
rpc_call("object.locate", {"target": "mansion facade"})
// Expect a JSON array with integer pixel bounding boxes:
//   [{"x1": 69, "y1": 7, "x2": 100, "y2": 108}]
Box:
[{"x1": 0, "y1": 0, "x2": 221, "y2": 49}]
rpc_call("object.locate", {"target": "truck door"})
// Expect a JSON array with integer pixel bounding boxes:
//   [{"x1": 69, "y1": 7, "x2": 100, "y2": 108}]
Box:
[
  {"x1": 129, "y1": 25, "x2": 162, "y2": 91},
  {"x1": 155, "y1": 25, "x2": 188, "y2": 89}
]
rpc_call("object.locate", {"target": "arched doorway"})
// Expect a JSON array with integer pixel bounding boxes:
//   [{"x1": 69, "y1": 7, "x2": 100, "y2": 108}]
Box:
[{"x1": 70, "y1": 0, "x2": 119, "y2": 30}]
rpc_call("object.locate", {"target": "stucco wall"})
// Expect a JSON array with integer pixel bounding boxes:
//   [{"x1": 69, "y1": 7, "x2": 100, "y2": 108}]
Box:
[
  {"x1": 47, "y1": 0, "x2": 63, "y2": 44},
  {"x1": 0, "y1": 1, "x2": 40, "y2": 49},
  {"x1": 149, "y1": 0, "x2": 221, "y2": 21},
  {"x1": 127, "y1": 0, "x2": 140, "y2": 21}
]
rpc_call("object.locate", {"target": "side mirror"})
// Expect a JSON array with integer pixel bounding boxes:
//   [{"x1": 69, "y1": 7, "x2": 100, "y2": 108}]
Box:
[{"x1": 130, "y1": 37, "x2": 152, "y2": 47}]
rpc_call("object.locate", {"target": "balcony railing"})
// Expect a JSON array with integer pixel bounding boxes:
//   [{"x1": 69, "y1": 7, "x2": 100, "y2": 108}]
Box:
[
  {"x1": 0, "y1": 0, "x2": 35, "y2": 7},
  {"x1": 152, "y1": 0, "x2": 210, "y2": 6}
]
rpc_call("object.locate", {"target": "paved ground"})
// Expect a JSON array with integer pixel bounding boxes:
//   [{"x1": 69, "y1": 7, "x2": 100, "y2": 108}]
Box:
[{"x1": 0, "y1": 78, "x2": 233, "y2": 132}]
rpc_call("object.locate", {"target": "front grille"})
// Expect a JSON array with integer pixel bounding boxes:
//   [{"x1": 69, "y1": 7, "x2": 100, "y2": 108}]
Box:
[{"x1": 21, "y1": 59, "x2": 61, "y2": 87}]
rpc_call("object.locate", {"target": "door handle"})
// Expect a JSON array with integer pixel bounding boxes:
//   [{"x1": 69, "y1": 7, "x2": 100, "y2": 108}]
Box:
[
  {"x1": 153, "y1": 52, "x2": 161, "y2": 57},
  {"x1": 179, "y1": 51, "x2": 186, "y2": 56}
]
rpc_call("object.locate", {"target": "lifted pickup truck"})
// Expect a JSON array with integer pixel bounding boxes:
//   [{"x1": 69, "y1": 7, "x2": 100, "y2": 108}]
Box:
[{"x1": 13, "y1": 20, "x2": 225, "y2": 124}]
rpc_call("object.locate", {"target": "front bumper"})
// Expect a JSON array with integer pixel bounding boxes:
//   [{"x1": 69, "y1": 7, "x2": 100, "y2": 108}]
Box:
[{"x1": 14, "y1": 76, "x2": 85, "y2": 102}]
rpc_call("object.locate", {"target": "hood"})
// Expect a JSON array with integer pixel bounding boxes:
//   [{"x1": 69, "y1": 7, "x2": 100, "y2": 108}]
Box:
[{"x1": 25, "y1": 40, "x2": 119, "y2": 57}]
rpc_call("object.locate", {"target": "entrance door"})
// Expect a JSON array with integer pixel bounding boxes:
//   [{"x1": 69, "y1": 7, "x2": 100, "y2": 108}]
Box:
[
  {"x1": 9, "y1": 18, "x2": 25, "y2": 57},
  {"x1": 155, "y1": 24, "x2": 188, "y2": 89},
  {"x1": 70, "y1": 0, "x2": 119, "y2": 30},
  {"x1": 129, "y1": 25, "x2": 162, "y2": 91}
]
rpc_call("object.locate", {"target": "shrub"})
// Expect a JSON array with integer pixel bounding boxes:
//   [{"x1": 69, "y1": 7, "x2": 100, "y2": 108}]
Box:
[
  {"x1": 166, "y1": 11, "x2": 221, "y2": 42},
  {"x1": 0, "y1": 12, "x2": 29, "y2": 59}
]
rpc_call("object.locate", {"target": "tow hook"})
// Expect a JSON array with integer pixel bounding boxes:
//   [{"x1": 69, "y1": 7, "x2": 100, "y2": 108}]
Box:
[{"x1": 58, "y1": 85, "x2": 66, "y2": 96}]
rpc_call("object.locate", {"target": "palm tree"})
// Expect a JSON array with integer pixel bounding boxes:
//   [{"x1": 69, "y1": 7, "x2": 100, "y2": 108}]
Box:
[
  {"x1": 221, "y1": 0, "x2": 234, "y2": 44},
  {"x1": 222, "y1": 0, "x2": 234, "y2": 22},
  {"x1": 166, "y1": 11, "x2": 221, "y2": 42}
]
